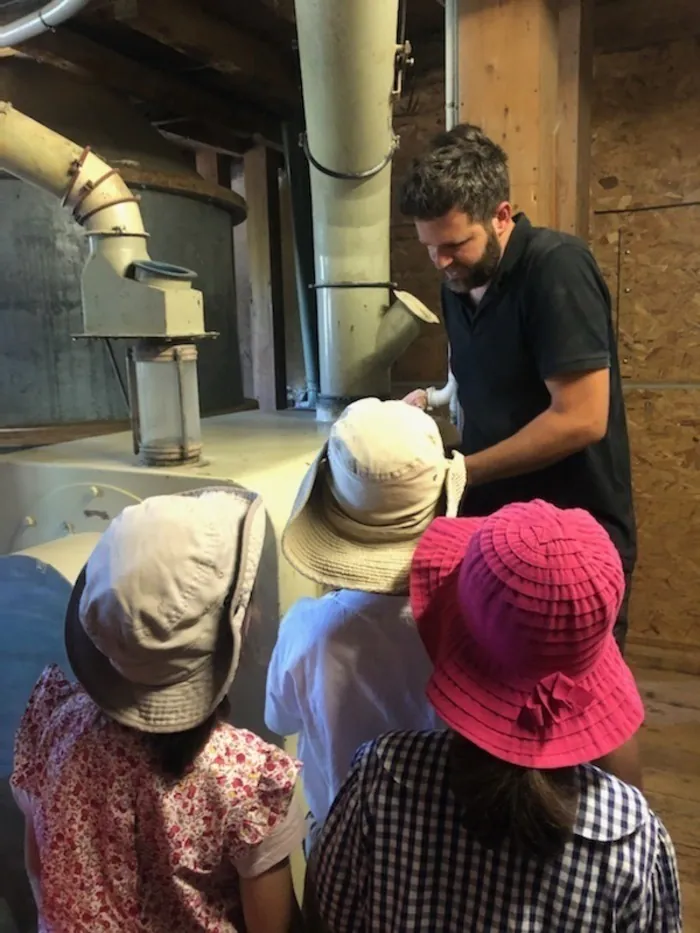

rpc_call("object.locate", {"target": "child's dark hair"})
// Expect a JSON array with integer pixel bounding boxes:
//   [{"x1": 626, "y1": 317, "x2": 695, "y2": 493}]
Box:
[
  {"x1": 145, "y1": 697, "x2": 231, "y2": 781},
  {"x1": 449, "y1": 734, "x2": 578, "y2": 857}
]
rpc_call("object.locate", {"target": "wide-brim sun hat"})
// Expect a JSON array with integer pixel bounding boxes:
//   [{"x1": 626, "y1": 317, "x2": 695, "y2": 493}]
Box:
[
  {"x1": 282, "y1": 397, "x2": 467, "y2": 595},
  {"x1": 410, "y1": 499, "x2": 644, "y2": 768},
  {"x1": 65, "y1": 486, "x2": 265, "y2": 733}
]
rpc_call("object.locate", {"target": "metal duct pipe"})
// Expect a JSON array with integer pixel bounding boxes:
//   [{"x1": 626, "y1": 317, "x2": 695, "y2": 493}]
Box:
[
  {"x1": 0, "y1": 101, "x2": 149, "y2": 273},
  {"x1": 0, "y1": 0, "x2": 91, "y2": 47},
  {"x1": 294, "y1": 0, "x2": 436, "y2": 422},
  {"x1": 0, "y1": 101, "x2": 210, "y2": 465},
  {"x1": 282, "y1": 119, "x2": 319, "y2": 408}
]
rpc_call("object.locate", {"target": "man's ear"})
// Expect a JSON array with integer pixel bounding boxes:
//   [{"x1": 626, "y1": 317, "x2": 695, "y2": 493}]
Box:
[{"x1": 493, "y1": 201, "x2": 513, "y2": 235}]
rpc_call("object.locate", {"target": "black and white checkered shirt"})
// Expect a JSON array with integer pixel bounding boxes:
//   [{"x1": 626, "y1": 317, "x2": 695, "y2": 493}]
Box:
[{"x1": 309, "y1": 731, "x2": 681, "y2": 932}]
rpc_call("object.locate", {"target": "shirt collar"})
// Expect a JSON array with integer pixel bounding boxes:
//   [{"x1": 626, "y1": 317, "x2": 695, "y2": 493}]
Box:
[
  {"x1": 495, "y1": 212, "x2": 532, "y2": 281},
  {"x1": 573, "y1": 764, "x2": 646, "y2": 842}
]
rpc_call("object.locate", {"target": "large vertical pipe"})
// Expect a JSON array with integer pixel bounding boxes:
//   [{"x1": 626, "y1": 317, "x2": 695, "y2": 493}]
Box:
[{"x1": 294, "y1": 0, "x2": 400, "y2": 421}]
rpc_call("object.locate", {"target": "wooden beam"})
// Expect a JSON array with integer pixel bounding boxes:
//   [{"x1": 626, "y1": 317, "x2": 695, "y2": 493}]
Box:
[
  {"x1": 18, "y1": 29, "x2": 282, "y2": 146},
  {"x1": 158, "y1": 120, "x2": 254, "y2": 158},
  {"x1": 112, "y1": 0, "x2": 298, "y2": 106},
  {"x1": 593, "y1": 0, "x2": 700, "y2": 54},
  {"x1": 458, "y1": 0, "x2": 560, "y2": 226},
  {"x1": 194, "y1": 148, "x2": 232, "y2": 189},
  {"x1": 244, "y1": 145, "x2": 287, "y2": 411},
  {"x1": 555, "y1": 0, "x2": 593, "y2": 237}
]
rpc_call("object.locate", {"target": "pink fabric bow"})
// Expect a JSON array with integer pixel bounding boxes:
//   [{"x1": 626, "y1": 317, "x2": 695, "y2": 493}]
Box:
[{"x1": 517, "y1": 671, "x2": 594, "y2": 733}]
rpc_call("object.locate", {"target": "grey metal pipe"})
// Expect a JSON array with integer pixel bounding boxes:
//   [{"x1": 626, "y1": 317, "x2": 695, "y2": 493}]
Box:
[
  {"x1": 0, "y1": 0, "x2": 91, "y2": 47},
  {"x1": 282, "y1": 119, "x2": 319, "y2": 407}
]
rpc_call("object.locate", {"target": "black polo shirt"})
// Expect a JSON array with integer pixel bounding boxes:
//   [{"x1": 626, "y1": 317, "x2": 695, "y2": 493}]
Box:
[{"x1": 443, "y1": 214, "x2": 636, "y2": 570}]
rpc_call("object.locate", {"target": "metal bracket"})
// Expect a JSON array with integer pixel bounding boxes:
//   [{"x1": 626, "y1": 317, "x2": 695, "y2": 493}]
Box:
[
  {"x1": 309, "y1": 281, "x2": 397, "y2": 291},
  {"x1": 298, "y1": 132, "x2": 399, "y2": 181},
  {"x1": 393, "y1": 0, "x2": 414, "y2": 98}
]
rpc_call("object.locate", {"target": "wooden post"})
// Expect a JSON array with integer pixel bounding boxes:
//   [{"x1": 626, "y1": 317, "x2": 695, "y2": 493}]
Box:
[
  {"x1": 555, "y1": 0, "x2": 594, "y2": 238},
  {"x1": 457, "y1": 0, "x2": 592, "y2": 235},
  {"x1": 195, "y1": 149, "x2": 232, "y2": 188},
  {"x1": 243, "y1": 145, "x2": 287, "y2": 412}
]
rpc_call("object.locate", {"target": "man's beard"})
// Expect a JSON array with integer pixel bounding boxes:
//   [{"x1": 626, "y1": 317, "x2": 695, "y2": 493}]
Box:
[{"x1": 444, "y1": 224, "x2": 502, "y2": 294}]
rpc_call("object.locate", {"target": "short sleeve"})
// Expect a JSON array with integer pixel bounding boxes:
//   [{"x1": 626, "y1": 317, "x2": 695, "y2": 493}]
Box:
[
  {"x1": 264, "y1": 609, "x2": 305, "y2": 736},
  {"x1": 234, "y1": 796, "x2": 306, "y2": 878},
  {"x1": 304, "y1": 742, "x2": 374, "y2": 933},
  {"x1": 226, "y1": 741, "x2": 301, "y2": 864},
  {"x1": 525, "y1": 243, "x2": 611, "y2": 381},
  {"x1": 11, "y1": 665, "x2": 75, "y2": 799},
  {"x1": 645, "y1": 819, "x2": 683, "y2": 932}
]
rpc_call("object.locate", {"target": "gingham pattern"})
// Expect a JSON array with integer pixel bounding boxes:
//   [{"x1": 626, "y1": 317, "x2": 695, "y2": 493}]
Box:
[{"x1": 310, "y1": 731, "x2": 682, "y2": 933}]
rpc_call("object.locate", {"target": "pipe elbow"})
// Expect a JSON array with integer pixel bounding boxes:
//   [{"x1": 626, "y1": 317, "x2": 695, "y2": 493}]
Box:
[
  {"x1": 426, "y1": 372, "x2": 457, "y2": 410},
  {"x1": 65, "y1": 149, "x2": 147, "y2": 238}
]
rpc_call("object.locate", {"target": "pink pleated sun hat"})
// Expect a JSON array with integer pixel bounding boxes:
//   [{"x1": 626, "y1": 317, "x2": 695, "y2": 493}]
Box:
[{"x1": 410, "y1": 499, "x2": 644, "y2": 768}]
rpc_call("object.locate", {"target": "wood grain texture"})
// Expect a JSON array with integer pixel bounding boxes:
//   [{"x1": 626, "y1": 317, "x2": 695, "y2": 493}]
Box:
[
  {"x1": 590, "y1": 212, "x2": 621, "y2": 333},
  {"x1": 624, "y1": 387, "x2": 700, "y2": 652},
  {"x1": 591, "y1": 38, "x2": 700, "y2": 211},
  {"x1": 625, "y1": 388, "x2": 700, "y2": 497},
  {"x1": 458, "y1": 0, "x2": 560, "y2": 226},
  {"x1": 555, "y1": 0, "x2": 594, "y2": 237},
  {"x1": 616, "y1": 205, "x2": 700, "y2": 382},
  {"x1": 628, "y1": 491, "x2": 700, "y2": 649}
]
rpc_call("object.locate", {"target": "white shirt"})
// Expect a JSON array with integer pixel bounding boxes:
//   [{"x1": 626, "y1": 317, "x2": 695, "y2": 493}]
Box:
[{"x1": 265, "y1": 590, "x2": 443, "y2": 824}]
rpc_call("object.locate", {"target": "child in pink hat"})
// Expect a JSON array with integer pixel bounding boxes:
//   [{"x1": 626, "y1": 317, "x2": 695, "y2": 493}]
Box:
[{"x1": 305, "y1": 500, "x2": 681, "y2": 933}]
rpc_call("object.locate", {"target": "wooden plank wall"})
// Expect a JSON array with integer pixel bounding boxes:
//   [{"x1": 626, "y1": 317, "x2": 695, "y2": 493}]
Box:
[{"x1": 590, "y1": 37, "x2": 700, "y2": 669}]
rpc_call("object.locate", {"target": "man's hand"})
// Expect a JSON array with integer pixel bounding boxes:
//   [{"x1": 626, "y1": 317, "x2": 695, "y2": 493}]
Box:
[{"x1": 401, "y1": 388, "x2": 429, "y2": 410}]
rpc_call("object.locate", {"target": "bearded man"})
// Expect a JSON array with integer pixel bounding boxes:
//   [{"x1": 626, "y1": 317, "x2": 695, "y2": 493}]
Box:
[{"x1": 400, "y1": 124, "x2": 636, "y2": 651}]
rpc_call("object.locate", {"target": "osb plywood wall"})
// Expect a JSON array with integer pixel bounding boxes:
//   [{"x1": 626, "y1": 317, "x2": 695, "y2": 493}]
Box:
[
  {"x1": 390, "y1": 34, "x2": 700, "y2": 667},
  {"x1": 590, "y1": 36, "x2": 700, "y2": 668}
]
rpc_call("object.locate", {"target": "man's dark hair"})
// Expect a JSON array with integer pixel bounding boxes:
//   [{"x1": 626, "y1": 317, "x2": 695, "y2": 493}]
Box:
[{"x1": 399, "y1": 124, "x2": 510, "y2": 222}]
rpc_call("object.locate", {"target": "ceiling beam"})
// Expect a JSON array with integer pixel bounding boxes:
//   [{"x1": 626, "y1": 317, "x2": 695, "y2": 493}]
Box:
[
  {"x1": 17, "y1": 29, "x2": 282, "y2": 146},
  {"x1": 111, "y1": 0, "x2": 298, "y2": 106}
]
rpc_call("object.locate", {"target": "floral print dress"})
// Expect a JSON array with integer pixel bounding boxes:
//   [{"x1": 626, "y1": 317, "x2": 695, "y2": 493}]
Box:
[{"x1": 11, "y1": 665, "x2": 303, "y2": 932}]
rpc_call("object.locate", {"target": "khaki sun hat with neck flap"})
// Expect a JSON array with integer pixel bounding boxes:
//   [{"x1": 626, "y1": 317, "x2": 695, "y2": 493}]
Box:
[
  {"x1": 64, "y1": 486, "x2": 266, "y2": 733},
  {"x1": 282, "y1": 397, "x2": 467, "y2": 595}
]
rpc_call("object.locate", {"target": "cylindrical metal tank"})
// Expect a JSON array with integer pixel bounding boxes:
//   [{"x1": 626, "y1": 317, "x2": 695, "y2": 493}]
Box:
[{"x1": 0, "y1": 57, "x2": 246, "y2": 427}]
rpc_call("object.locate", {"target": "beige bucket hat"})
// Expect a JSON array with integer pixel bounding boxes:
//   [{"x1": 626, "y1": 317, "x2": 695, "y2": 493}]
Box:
[
  {"x1": 64, "y1": 486, "x2": 265, "y2": 733},
  {"x1": 282, "y1": 398, "x2": 467, "y2": 595}
]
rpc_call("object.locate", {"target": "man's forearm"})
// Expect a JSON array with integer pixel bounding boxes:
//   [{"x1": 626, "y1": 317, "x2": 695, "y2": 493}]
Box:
[{"x1": 465, "y1": 407, "x2": 601, "y2": 486}]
